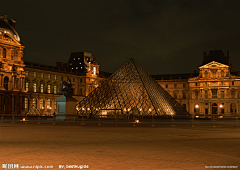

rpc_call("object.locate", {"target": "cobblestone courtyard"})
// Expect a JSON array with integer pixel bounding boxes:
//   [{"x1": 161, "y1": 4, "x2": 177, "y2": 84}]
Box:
[{"x1": 1, "y1": 122, "x2": 240, "y2": 170}]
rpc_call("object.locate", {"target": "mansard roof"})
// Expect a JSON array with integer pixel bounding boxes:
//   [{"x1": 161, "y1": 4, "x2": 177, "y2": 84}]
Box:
[{"x1": 202, "y1": 50, "x2": 230, "y2": 66}]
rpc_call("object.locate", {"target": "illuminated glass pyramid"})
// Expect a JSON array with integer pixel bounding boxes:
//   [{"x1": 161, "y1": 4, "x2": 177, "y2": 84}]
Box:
[{"x1": 77, "y1": 58, "x2": 189, "y2": 116}]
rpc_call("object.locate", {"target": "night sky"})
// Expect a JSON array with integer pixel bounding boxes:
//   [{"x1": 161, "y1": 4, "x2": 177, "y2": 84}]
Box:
[{"x1": 1, "y1": 0, "x2": 240, "y2": 75}]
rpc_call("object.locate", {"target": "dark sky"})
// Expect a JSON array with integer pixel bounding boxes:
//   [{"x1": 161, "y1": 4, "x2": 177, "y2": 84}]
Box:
[{"x1": 1, "y1": 0, "x2": 240, "y2": 75}]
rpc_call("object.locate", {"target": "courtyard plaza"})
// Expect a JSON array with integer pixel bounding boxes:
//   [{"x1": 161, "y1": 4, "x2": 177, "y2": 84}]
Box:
[{"x1": 0, "y1": 118, "x2": 240, "y2": 170}]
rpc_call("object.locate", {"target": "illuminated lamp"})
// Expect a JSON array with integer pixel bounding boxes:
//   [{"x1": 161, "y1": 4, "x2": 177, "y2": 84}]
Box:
[
  {"x1": 82, "y1": 108, "x2": 85, "y2": 110},
  {"x1": 87, "y1": 108, "x2": 90, "y2": 111},
  {"x1": 195, "y1": 104, "x2": 199, "y2": 108},
  {"x1": 149, "y1": 108, "x2": 151, "y2": 111},
  {"x1": 139, "y1": 108, "x2": 142, "y2": 111},
  {"x1": 219, "y1": 104, "x2": 223, "y2": 108},
  {"x1": 196, "y1": 115, "x2": 199, "y2": 118},
  {"x1": 127, "y1": 108, "x2": 130, "y2": 112}
]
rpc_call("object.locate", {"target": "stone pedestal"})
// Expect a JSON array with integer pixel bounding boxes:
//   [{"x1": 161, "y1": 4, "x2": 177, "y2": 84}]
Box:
[{"x1": 55, "y1": 96, "x2": 77, "y2": 120}]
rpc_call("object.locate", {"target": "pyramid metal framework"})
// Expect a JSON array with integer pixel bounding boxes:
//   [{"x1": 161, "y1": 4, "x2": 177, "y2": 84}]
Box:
[{"x1": 77, "y1": 59, "x2": 189, "y2": 116}]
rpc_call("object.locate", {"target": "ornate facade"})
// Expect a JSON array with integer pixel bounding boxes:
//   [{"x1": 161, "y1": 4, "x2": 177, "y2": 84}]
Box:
[
  {"x1": 154, "y1": 50, "x2": 240, "y2": 116},
  {"x1": 0, "y1": 15, "x2": 107, "y2": 116}
]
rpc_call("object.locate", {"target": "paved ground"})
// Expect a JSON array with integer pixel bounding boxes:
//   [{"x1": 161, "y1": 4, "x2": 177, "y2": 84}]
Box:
[{"x1": 0, "y1": 122, "x2": 240, "y2": 170}]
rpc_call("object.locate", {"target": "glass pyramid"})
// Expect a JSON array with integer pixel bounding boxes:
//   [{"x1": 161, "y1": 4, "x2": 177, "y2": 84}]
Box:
[{"x1": 77, "y1": 58, "x2": 189, "y2": 117}]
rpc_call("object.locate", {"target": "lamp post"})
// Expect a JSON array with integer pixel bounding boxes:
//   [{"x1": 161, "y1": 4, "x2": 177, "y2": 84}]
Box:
[{"x1": 192, "y1": 104, "x2": 199, "y2": 127}]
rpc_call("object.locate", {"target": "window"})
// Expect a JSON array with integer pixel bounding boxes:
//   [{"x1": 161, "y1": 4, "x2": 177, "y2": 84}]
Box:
[
  {"x1": 232, "y1": 81, "x2": 234, "y2": 85},
  {"x1": 183, "y1": 84, "x2": 185, "y2": 88},
  {"x1": 48, "y1": 74, "x2": 50, "y2": 79},
  {"x1": 33, "y1": 98, "x2": 36, "y2": 107},
  {"x1": 174, "y1": 84, "x2": 177, "y2": 88},
  {"x1": 54, "y1": 85, "x2": 57, "y2": 94},
  {"x1": 25, "y1": 82, "x2": 29, "y2": 91},
  {"x1": 78, "y1": 58, "x2": 80, "y2": 60},
  {"x1": 93, "y1": 67, "x2": 96, "y2": 75},
  {"x1": 3, "y1": 48, "x2": 6, "y2": 58},
  {"x1": 14, "y1": 50, "x2": 18, "y2": 60},
  {"x1": 54, "y1": 75, "x2": 57, "y2": 80},
  {"x1": 33, "y1": 72, "x2": 36, "y2": 77},
  {"x1": 165, "y1": 84, "x2": 168, "y2": 88},
  {"x1": 54, "y1": 101, "x2": 57, "y2": 110},
  {"x1": 195, "y1": 83, "x2": 197, "y2": 86},
  {"x1": 205, "y1": 91, "x2": 208, "y2": 98},
  {"x1": 195, "y1": 91, "x2": 198, "y2": 99},
  {"x1": 41, "y1": 84, "x2": 43, "y2": 93},
  {"x1": 26, "y1": 71, "x2": 29, "y2": 76},
  {"x1": 80, "y1": 78, "x2": 82, "y2": 83},
  {"x1": 221, "y1": 91, "x2": 224, "y2": 98},
  {"x1": 231, "y1": 90, "x2": 235, "y2": 98},
  {"x1": 173, "y1": 92, "x2": 177, "y2": 99},
  {"x1": 183, "y1": 92, "x2": 186, "y2": 99},
  {"x1": 221, "y1": 70, "x2": 224, "y2": 77},
  {"x1": 70, "y1": 63, "x2": 72, "y2": 65},
  {"x1": 41, "y1": 73, "x2": 43, "y2": 78},
  {"x1": 40, "y1": 99, "x2": 44, "y2": 109},
  {"x1": 73, "y1": 78, "x2": 75, "y2": 82},
  {"x1": 212, "y1": 89, "x2": 218, "y2": 98},
  {"x1": 11, "y1": 50, "x2": 14, "y2": 59},
  {"x1": 76, "y1": 67, "x2": 78, "y2": 69},
  {"x1": 4, "y1": 77, "x2": 8, "y2": 90},
  {"x1": 212, "y1": 70, "x2": 216, "y2": 78},
  {"x1": 47, "y1": 84, "x2": 51, "y2": 93},
  {"x1": 25, "y1": 98, "x2": 29, "y2": 109},
  {"x1": 205, "y1": 71, "x2": 208, "y2": 78},
  {"x1": 73, "y1": 58, "x2": 75, "y2": 60},
  {"x1": 33, "y1": 83, "x2": 36, "y2": 92},
  {"x1": 47, "y1": 99, "x2": 51, "y2": 109}
]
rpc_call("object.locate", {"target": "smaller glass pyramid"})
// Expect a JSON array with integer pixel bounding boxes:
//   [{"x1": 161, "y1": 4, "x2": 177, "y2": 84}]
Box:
[{"x1": 77, "y1": 58, "x2": 189, "y2": 117}]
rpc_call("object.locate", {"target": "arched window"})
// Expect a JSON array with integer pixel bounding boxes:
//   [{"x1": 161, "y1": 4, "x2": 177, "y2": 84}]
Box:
[
  {"x1": 3, "y1": 48, "x2": 6, "y2": 58},
  {"x1": 205, "y1": 71, "x2": 208, "y2": 78},
  {"x1": 25, "y1": 98, "x2": 29, "y2": 109},
  {"x1": 4, "y1": 76, "x2": 9, "y2": 90},
  {"x1": 212, "y1": 70, "x2": 216, "y2": 78},
  {"x1": 231, "y1": 90, "x2": 235, "y2": 98},
  {"x1": 14, "y1": 50, "x2": 18, "y2": 60},
  {"x1": 205, "y1": 91, "x2": 208, "y2": 98},
  {"x1": 40, "y1": 99, "x2": 44, "y2": 109},
  {"x1": 221, "y1": 70, "x2": 224, "y2": 77},
  {"x1": 47, "y1": 99, "x2": 51, "y2": 109},
  {"x1": 230, "y1": 103, "x2": 236, "y2": 113},
  {"x1": 33, "y1": 98, "x2": 37, "y2": 107}
]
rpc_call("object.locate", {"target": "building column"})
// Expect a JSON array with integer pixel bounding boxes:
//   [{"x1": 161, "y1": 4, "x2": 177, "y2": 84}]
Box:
[{"x1": 0, "y1": 74, "x2": 4, "y2": 90}]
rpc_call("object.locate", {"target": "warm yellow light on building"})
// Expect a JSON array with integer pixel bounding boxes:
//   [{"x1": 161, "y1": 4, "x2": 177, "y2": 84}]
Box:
[{"x1": 195, "y1": 104, "x2": 199, "y2": 108}]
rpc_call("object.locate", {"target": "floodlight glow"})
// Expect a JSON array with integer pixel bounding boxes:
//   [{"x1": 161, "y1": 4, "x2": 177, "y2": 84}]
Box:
[
  {"x1": 219, "y1": 104, "x2": 223, "y2": 108},
  {"x1": 195, "y1": 104, "x2": 199, "y2": 108}
]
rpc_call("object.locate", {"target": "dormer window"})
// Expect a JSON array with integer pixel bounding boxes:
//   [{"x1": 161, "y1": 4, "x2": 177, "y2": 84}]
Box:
[
  {"x1": 212, "y1": 70, "x2": 216, "y2": 78},
  {"x1": 204, "y1": 71, "x2": 208, "y2": 78},
  {"x1": 76, "y1": 67, "x2": 78, "y2": 69},
  {"x1": 70, "y1": 63, "x2": 72, "y2": 65},
  {"x1": 221, "y1": 70, "x2": 224, "y2": 77},
  {"x1": 78, "y1": 58, "x2": 80, "y2": 60},
  {"x1": 73, "y1": 58, "x2": 75, "y2": 60},
  {"x1": 3, "y1": 48, "x2": 6, "y2": 58}
]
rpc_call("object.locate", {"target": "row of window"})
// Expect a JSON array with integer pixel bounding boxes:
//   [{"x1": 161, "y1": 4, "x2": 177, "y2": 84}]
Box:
[
  {"x1": 26, "y1": 82, "x2": 58, "y2": 94},
  {"x1": 25, "y1": 98, "x2": 57, "y2": 110},
  {"x1": 0, "y1": 48, "x2": 18, "y2": 60},
  {"x1": 172, "y1": 90, "x2": 236, "y2": 99},
  {"x1": 26, "y1": 71, "x2": 84, "y2": 83},
  {"x1": 202, "y1": 70, "x2": 228, "y2": 78},
  {"x1": 165, "y1": 84, "x2": 186, "y2": 88}
]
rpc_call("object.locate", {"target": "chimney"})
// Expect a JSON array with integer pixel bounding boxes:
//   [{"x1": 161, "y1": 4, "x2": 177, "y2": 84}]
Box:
[
  {"x1": 227, "y1": 50, "x2": 230, "y2": 65},
  {"x1": 8, "y1": 19, "x2": 16, "y2": 29}
]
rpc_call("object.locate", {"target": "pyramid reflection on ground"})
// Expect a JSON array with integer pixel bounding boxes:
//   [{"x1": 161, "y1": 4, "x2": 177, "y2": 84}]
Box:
[{"x1": 77, "y1": 58, "x2": 190, "y2": 117}]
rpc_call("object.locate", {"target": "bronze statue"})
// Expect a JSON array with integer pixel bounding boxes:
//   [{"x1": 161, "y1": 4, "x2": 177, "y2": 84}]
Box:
[{"x1": 58, "y1": 79, "x2": 74, "y2": 97}]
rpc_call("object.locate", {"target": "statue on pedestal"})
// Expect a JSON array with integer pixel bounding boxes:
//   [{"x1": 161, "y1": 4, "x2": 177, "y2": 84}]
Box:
[{"x1": 58, "y1": 79, "x2": 74, "y2": 97}]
